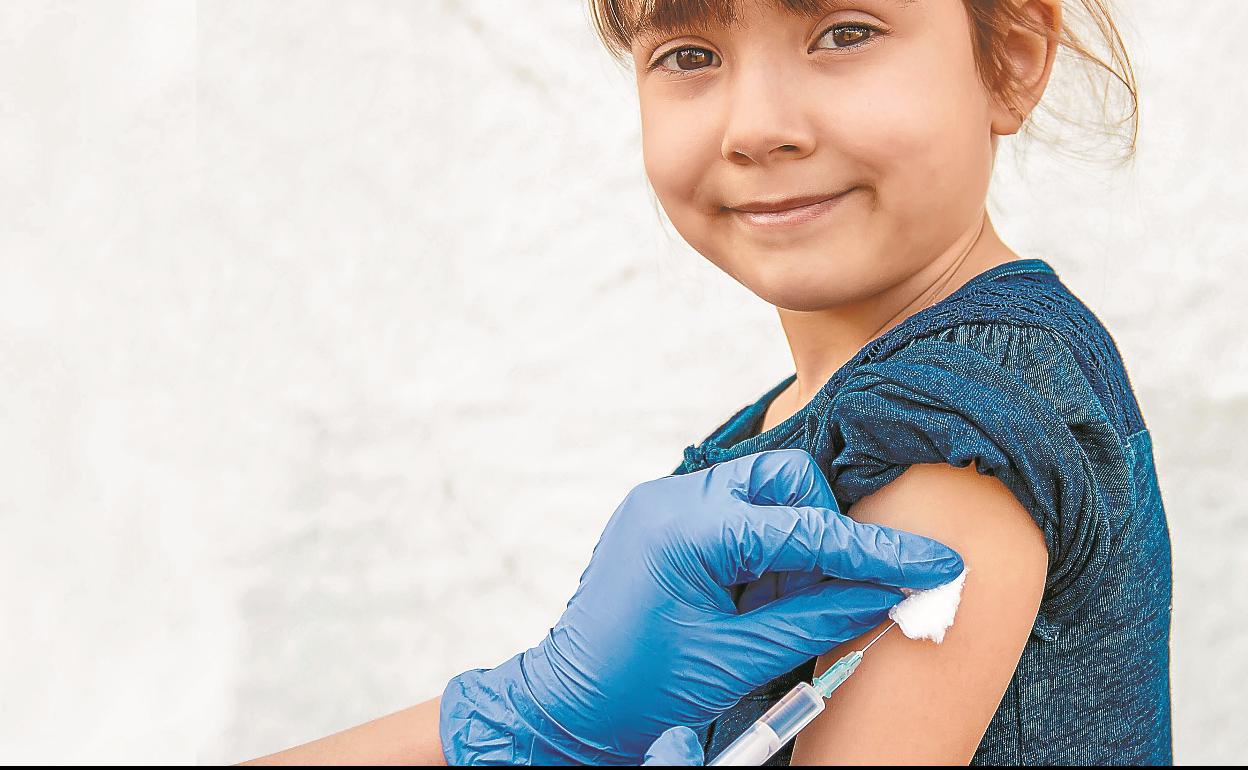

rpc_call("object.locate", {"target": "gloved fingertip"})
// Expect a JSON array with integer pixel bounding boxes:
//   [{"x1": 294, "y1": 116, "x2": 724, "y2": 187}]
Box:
[
  {"x1": 897, "y1": 537, "x2": 967, "y2": 590},
  {"x1": 943, "y1": 549, "x2": 967, "y2": 577},
  {"x1": 642, "y1": 726, "x2": 705, "y2": 766},
  {"x1": 927, "y1": 547, "x2": 966, "y2": 580},
  {"x1": 745, "y1": 449, "x2": 836, "y2": 509}
]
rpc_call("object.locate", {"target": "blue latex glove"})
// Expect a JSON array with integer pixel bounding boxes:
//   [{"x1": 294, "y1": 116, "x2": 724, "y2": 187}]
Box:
[{"x1": 440, "y1": 448, "x2": 964, "y2": 765}]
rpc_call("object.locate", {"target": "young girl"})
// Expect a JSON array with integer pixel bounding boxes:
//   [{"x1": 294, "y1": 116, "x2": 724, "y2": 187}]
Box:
[{"x1": 588, "y1": 0, "x2": 1171, "y2": 764}]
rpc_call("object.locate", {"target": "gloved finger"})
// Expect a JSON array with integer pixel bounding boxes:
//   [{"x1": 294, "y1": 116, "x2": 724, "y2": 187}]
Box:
[
  {"x1": 776, "y1": 568, "x2": 824, "y2": 598},
  {"x1": 725, "y1": 448, "x2": 839, "y2": 510},
  {"x1": 642, "y1": 726, "x2": 705, "y2": 766},
  {"x1": 724, "y1": 579, "x2": 903, "y2": 664},
  {"x1": 718, "y1": 499, "x2": 964, "y2": 590}
]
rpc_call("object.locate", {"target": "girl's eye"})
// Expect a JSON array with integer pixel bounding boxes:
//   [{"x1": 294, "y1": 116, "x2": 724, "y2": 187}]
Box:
[
  {"x1": 815, "y1": 23, "x2": 882, "y2": 51},
  {"x1": 650, "y1": 47, "x2": 718, "y2": 74}
]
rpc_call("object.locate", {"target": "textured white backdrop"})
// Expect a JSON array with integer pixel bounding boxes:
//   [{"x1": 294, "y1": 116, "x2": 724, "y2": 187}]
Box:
[{"x1": 0, "y1": 0, "x2": 1244, "y2": 764}]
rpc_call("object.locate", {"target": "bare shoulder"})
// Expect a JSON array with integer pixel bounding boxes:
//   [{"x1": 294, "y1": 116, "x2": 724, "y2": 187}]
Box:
[
  {"x1": 790, "y1": 462, "x2": 1047, "y2": 765},
  {"x1": 847, "y1": 461, "x2": 1047, "y2": 561}
]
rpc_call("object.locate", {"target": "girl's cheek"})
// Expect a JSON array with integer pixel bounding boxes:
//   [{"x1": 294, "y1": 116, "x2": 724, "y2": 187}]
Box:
[
  {"x1": 833, "y1": 76, "x2": 991, "y2": 213},
  {"x1": 834, "y1": 27, "x2": 992, "y2": 178},
  {"x1": 642, "y1": 119, "x2": 726, "y2": 225}
]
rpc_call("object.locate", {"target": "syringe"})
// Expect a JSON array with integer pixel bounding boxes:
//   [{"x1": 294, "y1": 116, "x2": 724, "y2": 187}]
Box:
[{"x1": 706, "y1": 622, "x2": 896, "y2": 766}]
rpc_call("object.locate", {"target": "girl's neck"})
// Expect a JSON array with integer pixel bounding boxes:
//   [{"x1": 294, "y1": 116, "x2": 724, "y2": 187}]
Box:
[{"x1": 773, "y1": 211, "x2": 1018, "y2": 413}]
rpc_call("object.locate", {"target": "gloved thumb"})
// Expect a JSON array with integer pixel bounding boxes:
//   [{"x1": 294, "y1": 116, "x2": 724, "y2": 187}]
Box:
[
  {"x1": 642, "y1": 726, "x2": 705, "y2": 765},
  {"x1": 729, "y1": 448, "x2": 838, "y2": 510}
]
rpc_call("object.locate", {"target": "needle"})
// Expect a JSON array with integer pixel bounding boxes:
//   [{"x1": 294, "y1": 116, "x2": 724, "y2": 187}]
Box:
[{"x1": 860, "y1": 621, "x2": 897, "y2": 654}]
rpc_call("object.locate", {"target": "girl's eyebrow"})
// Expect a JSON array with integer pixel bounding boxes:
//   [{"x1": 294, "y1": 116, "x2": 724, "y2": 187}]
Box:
[{"x1": 632, "y1": 0, "x2": 919, "y2": 45}]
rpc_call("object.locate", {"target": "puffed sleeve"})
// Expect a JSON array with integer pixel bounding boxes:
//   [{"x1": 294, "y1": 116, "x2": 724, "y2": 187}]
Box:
[{"x1": 813, "y1": 325, "x2": 1131, "y2": 628}]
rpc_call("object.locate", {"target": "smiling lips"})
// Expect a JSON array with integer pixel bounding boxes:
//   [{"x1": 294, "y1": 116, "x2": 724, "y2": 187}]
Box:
[{"x1": 729, "y1": 188, "x2": 854, "y2": 229}]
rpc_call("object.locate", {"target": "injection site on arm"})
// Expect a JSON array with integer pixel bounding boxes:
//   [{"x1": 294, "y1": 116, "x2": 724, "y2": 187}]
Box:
[{"x1": 889, "y1": 568, "x2": 969, "y2": 644}]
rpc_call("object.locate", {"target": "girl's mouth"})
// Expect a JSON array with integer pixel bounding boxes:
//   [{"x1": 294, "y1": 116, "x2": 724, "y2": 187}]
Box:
[{"x1": 729, "y1": 189, "x2": 853, "y2": 230}]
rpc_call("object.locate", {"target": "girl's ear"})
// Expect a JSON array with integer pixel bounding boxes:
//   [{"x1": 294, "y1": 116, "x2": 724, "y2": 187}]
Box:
[{"x1": 989, "y1": 0, "x2": 1062, "y2": 136}]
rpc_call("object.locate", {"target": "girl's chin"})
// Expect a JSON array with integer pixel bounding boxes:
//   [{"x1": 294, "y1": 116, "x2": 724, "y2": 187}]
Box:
[
  {"x1": 730, "y1": 260, "x2": 868, "y2": 313},
  {"x1": 740, "y1": 280, "x2": 849, "y2": 313}
]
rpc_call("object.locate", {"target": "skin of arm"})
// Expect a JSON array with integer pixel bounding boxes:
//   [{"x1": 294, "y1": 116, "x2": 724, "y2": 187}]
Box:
[
  {"x1": 237, "y1": 696, "x2": 446, "y2": 766},
  {"x1": 790, "y1": 461, "x2": 1048, "y2": 765}
]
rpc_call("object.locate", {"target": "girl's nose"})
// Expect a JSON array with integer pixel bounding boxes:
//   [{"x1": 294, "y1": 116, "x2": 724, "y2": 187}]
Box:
[{"x1": 718, "y1": 70, "x2": 818, "y2": 166}]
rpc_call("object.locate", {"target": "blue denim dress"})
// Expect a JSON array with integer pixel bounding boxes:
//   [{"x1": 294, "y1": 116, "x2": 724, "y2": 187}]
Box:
[{"x1": 673, "y1": 259, "x2": 1173, "y2": 765}]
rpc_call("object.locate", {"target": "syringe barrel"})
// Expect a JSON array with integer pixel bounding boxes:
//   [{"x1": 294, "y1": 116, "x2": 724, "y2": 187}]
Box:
[{"x1": 707, "y1": 682, "x2": 825, "y2": 766}]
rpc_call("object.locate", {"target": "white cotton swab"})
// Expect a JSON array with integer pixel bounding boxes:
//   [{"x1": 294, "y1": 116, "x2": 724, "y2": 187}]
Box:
[{"x1": 888, "y1": 568, "x2": 969, "y2": 644}]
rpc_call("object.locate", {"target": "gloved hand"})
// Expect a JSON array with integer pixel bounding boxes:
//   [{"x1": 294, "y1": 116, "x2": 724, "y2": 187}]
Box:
[{"x1": 440, "y1": 448, "x2": 964, "y2": 765}]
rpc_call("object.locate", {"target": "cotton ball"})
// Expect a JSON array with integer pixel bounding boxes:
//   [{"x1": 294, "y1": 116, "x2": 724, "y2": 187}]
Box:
[{"x1": 888, "y1": 569, "x2": 968, "y2": 644}]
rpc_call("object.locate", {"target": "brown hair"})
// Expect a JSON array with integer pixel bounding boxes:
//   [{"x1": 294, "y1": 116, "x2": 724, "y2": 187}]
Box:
[{"x1": 587, "y1": 0, "x2": 1138, "y2": 163}]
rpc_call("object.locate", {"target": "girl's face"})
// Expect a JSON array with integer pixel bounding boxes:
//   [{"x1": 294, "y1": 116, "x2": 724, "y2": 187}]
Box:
[{"x1": 631, "y1": 0, "x2": 1014, "y2": 312}]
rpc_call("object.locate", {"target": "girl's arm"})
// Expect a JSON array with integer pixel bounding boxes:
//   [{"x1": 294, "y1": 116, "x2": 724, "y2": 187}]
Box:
[
  {"x1": 237, "y1": 697, "x2": 446, "y2": 766},
  {"x1": 791, "y1": 461, "x2": 1048, "y2": 764}
]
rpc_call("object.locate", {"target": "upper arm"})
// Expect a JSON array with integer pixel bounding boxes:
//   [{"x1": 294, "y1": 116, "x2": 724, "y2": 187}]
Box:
[{"x1": 790, "y1": 461, "x2": 1048, "y2": 765}]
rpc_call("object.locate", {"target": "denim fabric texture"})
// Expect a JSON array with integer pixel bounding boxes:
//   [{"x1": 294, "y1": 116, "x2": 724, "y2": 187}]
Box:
[{"x1": 673, "y1": 259, "x2": 1173, "y2": 765}]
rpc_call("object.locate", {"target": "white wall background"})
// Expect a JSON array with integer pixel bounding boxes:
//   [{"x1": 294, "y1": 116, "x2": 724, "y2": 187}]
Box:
[{"x1": 1, "y1": 0, "x2": 1243, "y2": 764}]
